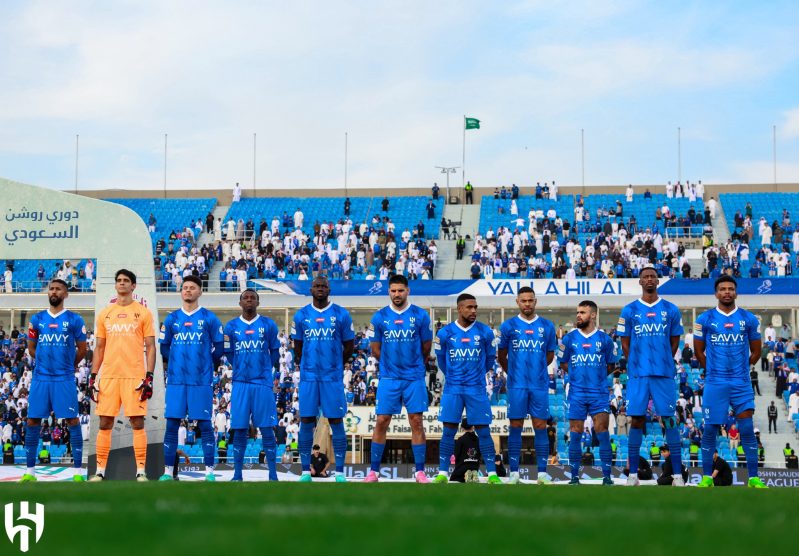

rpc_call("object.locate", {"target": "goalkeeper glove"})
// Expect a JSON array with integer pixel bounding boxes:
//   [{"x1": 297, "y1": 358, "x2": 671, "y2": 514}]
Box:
[
  {"x1": 135, "y1": 372, "x2": 154, "y2": 401},
  {"x1": 88, "y1": 374, "x2": 100, "y2": 403}
]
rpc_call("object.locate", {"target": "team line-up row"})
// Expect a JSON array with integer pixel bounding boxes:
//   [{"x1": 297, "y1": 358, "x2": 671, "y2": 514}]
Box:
[{"x1": 19, "y1": 267, "x2": 765, "y2": 487}]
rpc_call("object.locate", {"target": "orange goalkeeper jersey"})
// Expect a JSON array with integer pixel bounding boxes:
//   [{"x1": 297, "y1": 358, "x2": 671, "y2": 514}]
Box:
[{"x1": 95, "y1": 301, "x2": 155, "y2": 379}]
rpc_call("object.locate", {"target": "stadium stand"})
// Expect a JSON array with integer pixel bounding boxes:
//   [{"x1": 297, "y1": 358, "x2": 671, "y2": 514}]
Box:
[
  {"x1": 106, "y1": 198, "x2": 217, "y2": 249},
  {"x1": 717, "y1": 193, "x2": 797, "y2": 278},
  {"x1": 212, "y1": 196, "x2": 442, "y2": 287},
  {"x1": 474, "y1": 190, "x2": 704, "y2": 280},
  {"x1": 1, "y1": 258, "x2": 96, "y2": 292}
]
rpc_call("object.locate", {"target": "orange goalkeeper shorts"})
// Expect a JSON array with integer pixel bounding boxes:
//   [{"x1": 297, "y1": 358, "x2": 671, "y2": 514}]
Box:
[{"x1": 95, "y1": 377, "x2": 148, "y2": 417}]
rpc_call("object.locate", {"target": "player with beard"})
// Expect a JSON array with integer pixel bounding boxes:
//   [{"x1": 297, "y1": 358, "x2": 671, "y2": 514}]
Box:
[
  {"x1": 557, "y1": 300, "x2": 618, "y2": 485},
  {"x1": 21, "y1": 279, "x2": 87, "y2": 482}
]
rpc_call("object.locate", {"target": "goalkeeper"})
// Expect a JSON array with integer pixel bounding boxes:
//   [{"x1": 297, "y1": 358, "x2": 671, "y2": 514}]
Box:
[{"x1": 89, "y1": 269, "x2": 156, "y2": 481}]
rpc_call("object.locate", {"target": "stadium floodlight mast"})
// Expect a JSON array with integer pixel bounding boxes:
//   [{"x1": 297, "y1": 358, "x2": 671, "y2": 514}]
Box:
[{"x1": 435, "y1": 166, "x2": 459, "y2": 204}]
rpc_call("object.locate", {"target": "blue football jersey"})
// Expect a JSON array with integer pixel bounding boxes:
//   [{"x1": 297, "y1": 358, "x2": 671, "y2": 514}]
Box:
[
  {"x1": 159, "y1": 307, "x2": 224, "y2": 386},
  {"x1": 557, "y1": 329, "x2": 618, "y2": 397},
  {"x1": 498, "y1": 315, "x2": 557, "y2": 389},
  {"x1": 28, "y1": 309, "x2": 87, "y2": 379},
  {"x1": 694, "y1": 307, "x2": 761, "y2": 383},
  {"x1": 291, "y1": 303, "x2": 355, "y2": 381},
  {"x1": 617, "y1": 298, "x2": 683, "y2": 378},
  {"x1": 368, "y1": 304, "x2": 433, "y2": 380},
  {"x1": 224, "y1": 315, "x2": 281, "y2": 384},
  {"x1": 434, "y1": 321, "x2": 496, "y2": 389}
]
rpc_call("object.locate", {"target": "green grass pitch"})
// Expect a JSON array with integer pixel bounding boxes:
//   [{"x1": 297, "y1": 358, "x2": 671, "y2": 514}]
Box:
[{"x1": 1, "y1": 483, "x2": 794, "y2": 556}]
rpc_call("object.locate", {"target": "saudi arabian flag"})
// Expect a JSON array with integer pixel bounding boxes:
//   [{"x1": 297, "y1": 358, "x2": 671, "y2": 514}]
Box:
[{"x1": 464, "y1": 117, "x2": 480, "y2": 130}]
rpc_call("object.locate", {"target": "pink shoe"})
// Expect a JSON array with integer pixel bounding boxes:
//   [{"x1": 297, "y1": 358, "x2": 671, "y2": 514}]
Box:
[
  {"x1": 415, "y1": 471, "x2": 430, "y2": 483},
  {"x1": 363, "y1": 470, "x2": 379, "y2": 483}
]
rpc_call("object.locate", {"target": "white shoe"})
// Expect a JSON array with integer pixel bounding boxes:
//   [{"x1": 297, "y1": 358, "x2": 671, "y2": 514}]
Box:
[
  {"x1": 508, "y1": 471, "x2": 520, "y2": 484},
  {"x1": 625, "y1": 474, "x2": 640, "y2": 487},
  {"x1": 672, "y1": 475, "x2": 685, "y2": 487},
  {"x1": 88, "y1": 473, "x2": 104, "y2": 482},
  {"x1": 537, "y1": 472, "x2": 553, "y2": 485},
  {"x1": 136, "y1": 473, "x2": 148, "y2": 482}
]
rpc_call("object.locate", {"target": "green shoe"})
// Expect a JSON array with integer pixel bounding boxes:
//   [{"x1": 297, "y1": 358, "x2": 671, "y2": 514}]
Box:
[
  {"x1": 298, "y1": 473, "x2": 312, "y2": 483},
  {"x1": 568, "y1": 476, "x2": 580, "y2": 485},
  {"x1": 696, "y1": 475, "x2": 714, "y2": 488},
  {"x1": 335, "y1": 474, "x2": 347, "y2": 483},
  {"x1": 602, "y1": 476, "x2": 614, "y2": 486},
  {"x1": 159, "y1": 474, "x2": 174, "y2": 482},
  {"x1": 18, "y1": 473, "x2": 37, "y2": 483},
  {"x1": 748, "y1": 477, "x2": 768, "y2": 489},
  {"x1": 204, "y1": 473, "x2": 215, "y2": 482},
  {"x1": 487, "y1": 474, "x2": 502, "y2": 485},
  {"x1": 433, "y1": 474, "x2": 448, "y2": 484},
  {"x1": 73, "y1": 474, "x2": 85, "y2": 482}
]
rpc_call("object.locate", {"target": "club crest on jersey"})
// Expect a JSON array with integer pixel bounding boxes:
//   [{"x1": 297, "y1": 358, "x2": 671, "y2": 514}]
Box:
[
  {"x1": 62, "y1": 321, "x2": 69, "y2": 331},
  {"x1": 739, "y1": 320, "x2": 746, "y2": 329},
  {"x1": 409, "y1": 316, "x2": 416, "y2": 324},
  {"x1": 331, "y1": 316, "x2": 336, "y2": 324},
  {"x1": 474, "y1": 335, "x2": 480, "y2": 342},
  {"x1": 197, "y1": 320, "x2": 204, "y2": 329},
  {"x1": 596, "y1": 341, "x2": 602, "y2": 349}
]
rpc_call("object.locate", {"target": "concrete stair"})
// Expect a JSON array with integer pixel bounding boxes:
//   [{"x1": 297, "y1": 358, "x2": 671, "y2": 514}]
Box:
[
  {"x1": 203, "y1": 205, "x2": 230, "y2": 292},
  {"x1": 711, "y1": 200, "x2": 731, "y2": 245},
  {"x1": 433, "y1": 203, "x2": 482, "y2": 279},
  {"x1": 753, "y1": 368, "x2": 798, "y2": 467}
]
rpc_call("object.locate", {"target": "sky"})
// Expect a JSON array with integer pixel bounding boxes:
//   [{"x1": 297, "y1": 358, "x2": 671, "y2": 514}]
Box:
[{"x1": 1, "y1": 0, "x2": 798, "y2": 191}]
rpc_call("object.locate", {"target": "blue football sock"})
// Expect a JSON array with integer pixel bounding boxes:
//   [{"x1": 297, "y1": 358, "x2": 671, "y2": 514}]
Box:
[
  {"x1": 628, "y1": 427, "x2": 643, "y2": 474},
  {"x1": 737, "y1": 418, "x2": 759, "y2": 479},
  {"x1": 299, "y1": 421, "x2": 316, "y2": 472},
  {"x1": 476, "y1": 427, "x2": 496, "y2": 473},
  {"x1": 370, "y1": 442, "x2": 385, "y2": 473},
  {"x1": 232, "y1": 428, "x2": 247, "y2": 480},
  {"x1": 508, "y1": 426, "x2": 522, "y2": 472},
  {"x1": 330, "y1": 421, "x2": 347, "y2": 473},
  {"x1": 163, "y1": 418, "x2": 180, "y2": 474},
  {"x1": 569, "y1": 431, "x2": 582, "y2": 477},
  {"x1": 259, "y1": 428, "x2": 277, "y2": 480},
  {"x1": 597, "y1": 431, "x2": 612, "y2": 478},
  {"x1": 412, "y1": 443, "x2": 426, "y2": 473},
  {"x1": 439, "y1": 426, "x2": 457, "y2": 474},
  {"x1": 68, "y1": 424, "x2": 83, "y2": 469},
  {"x1": 197, "y1": 419, "x2": 216, "y2": 468},
  {"x1": 534, "y1": 428, "x2": 550, "y2": 473},
  {"x1": 665, "y1": 426, "x2": 683, "y2": 476},
  {"x1": 701, "y1": 424, "x2": 719, "y2": 477},
  {"x1": 24, "y1": 425, "x2": 41, "y2": 470}
]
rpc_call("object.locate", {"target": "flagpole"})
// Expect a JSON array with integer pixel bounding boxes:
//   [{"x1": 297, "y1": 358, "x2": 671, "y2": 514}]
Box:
[
  {"x1": 74, "y1": 134, "x2": 79, "y2": 194},
  {"x1": 462, "y1": 115, "x2": 466, "y2": 189}
]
